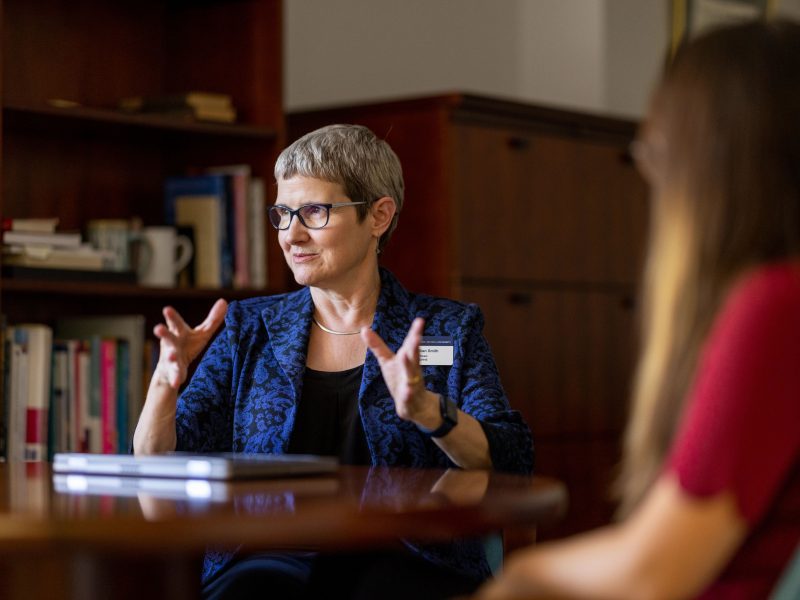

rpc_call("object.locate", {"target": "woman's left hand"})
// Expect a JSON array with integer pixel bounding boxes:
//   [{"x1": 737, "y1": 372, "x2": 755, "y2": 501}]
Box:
[{"x1": 361, "y1": 317, "x2": 440, "y2": 427}]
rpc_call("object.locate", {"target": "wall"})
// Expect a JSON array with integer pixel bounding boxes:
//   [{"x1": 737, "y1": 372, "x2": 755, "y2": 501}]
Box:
[
  {"x1": 284, "y1": 0, "x2": 669, "y2": 118},
  {"x1": 516, "y1": 0, "x2": 606, "y2": 113},
  {"x1": 284, "y1": 0, "x2": 521, "y2": 111},
  {"x1": 606, "y1": 0, "x2": 669, "y2": 116}
]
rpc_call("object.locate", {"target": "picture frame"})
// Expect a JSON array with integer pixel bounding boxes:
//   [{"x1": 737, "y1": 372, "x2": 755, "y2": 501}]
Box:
[{"x1": 670, "y1": 0, "x2": 780, "y2": 52}]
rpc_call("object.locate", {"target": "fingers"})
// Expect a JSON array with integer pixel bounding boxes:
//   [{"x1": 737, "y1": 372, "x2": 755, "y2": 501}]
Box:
[
  {"x1": 160, "y1": 299, "x2": 227, "y2": 340},
  {"x1": 197, "y1": 298, "x2": 228, "y2": 333},
  {"x1": 361, "y1": 327, "x2": 395, "y2": 362},
  {"x1": 401, "y1": 317, "x2": 424, "y2": 365},
  {"x1": 403, "y1": 352, "x2": 423, "y2": 387},
  {"x1": 162, "y1": 305, "x2": 190, "y2": 335},
  {"x1": 362, "y1": 317, "x2": 426, "y2": 367}
]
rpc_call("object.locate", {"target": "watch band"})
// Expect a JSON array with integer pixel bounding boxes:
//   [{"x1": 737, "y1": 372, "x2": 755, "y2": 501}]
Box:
[{"x1": 418, "y1": 394, "x2": 459, "y2": 438}]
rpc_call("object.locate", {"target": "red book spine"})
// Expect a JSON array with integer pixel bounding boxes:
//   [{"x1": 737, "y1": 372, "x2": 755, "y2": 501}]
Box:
[
  {"x1": 100, "y1": 340, "x2": 118, "y2": 454},
  {"x1": 24, "y1": 408, "x2": 48, "y2": 461}
]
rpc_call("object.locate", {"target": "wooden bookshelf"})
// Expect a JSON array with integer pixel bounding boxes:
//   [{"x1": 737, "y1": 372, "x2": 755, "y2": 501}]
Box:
[
  {"x1": 3, "y1": 103, "x2": 280, "y2": 140},
  {"x1": 0, "y1": 0, "x2": 289, "y2": 329}
]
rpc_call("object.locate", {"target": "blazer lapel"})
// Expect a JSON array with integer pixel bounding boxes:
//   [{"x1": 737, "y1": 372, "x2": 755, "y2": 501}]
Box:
[
  {"x1": 359, "y1": 269, "x2": 414, "y2": 401},
  {"x1": 261, "y1": 287, "x2": 313, "y2": 403}
]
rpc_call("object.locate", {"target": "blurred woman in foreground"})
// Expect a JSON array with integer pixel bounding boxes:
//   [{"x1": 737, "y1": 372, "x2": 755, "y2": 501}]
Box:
[{"x1": 475, "y1": 20, "x2": 800, "y2": 600}]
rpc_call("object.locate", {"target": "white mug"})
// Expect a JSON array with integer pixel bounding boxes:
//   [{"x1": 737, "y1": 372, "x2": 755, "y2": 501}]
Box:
[{"x1": 137, "y1": 226, "x2": 193, "y2": 288}]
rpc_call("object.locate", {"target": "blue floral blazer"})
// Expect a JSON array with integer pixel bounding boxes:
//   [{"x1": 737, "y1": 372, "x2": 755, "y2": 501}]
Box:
[{"x1": 176, "y1": 268, "x2": 534, "y2": 582}]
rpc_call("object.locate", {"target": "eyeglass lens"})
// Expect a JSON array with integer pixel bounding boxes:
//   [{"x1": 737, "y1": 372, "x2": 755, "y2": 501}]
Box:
[{"x1": 269, "y1": 204, "x2": 330, "y2": 230}]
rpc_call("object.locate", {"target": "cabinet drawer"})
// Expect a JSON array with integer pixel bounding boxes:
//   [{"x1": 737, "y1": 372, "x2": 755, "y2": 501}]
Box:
[
  {"x1": 461, "y1": 284, "x2": 638, "y2": 436},
  {"x1": 453, "y1": 124, "x2": 648, "y2": 284}
]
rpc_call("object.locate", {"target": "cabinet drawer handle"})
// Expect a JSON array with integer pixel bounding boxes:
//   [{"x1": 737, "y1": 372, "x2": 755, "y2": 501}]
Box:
[
  {"x1": 507, "y1": 292, "x2": 532, "y2": 305},
  {"x1": 507, "y1": 136, "x2": 530, "y2": 151},
  {"x1": 620, "y1": 295, "x2": 636, "y2": 311},
  {"x1": 620, "y1": 148, "x2": 635, "y2": 165}
]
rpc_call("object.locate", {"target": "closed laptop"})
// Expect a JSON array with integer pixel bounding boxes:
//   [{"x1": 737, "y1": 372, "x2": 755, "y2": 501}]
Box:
[{"x1": 53, "y1": 452, "x2": 339, "y2": 480}]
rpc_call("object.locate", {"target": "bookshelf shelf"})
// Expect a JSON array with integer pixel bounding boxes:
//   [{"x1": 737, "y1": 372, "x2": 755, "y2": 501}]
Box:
[
  {"x1": 3, "y1": 104, "x2": 280, "y2": 141},
  {"x1": 1, "y1": 278, "x2": 279, "y2": 301}
]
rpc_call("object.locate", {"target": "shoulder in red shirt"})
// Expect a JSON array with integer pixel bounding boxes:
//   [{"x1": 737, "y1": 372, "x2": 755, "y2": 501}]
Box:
[{"x1": 666, "y1": 261, "x2": 800, "y2": 598}]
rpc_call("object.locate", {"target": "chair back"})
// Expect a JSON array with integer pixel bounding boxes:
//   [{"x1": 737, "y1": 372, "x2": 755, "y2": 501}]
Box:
[{"x1": 770, "y1": 543, "x2": 800, "y2": 600}]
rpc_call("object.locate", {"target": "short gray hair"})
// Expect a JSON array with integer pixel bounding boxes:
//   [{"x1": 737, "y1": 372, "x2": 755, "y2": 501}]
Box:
[{"x1": 275, "y1": 124, "x2": 404, "y2": 251}]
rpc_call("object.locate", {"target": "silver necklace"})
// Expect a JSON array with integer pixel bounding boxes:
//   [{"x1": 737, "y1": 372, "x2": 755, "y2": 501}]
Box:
[{"x1": 312, "y1": 317, "x2": 362, "y2": 336}]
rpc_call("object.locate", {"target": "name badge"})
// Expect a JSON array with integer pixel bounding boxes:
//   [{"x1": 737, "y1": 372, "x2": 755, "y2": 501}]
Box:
[{"x1": 419, "y1": 336, "x2": 454, "y2": 366}]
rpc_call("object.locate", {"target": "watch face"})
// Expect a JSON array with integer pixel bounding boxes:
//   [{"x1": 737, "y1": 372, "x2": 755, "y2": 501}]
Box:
[
  {"x1": 442, "y1": 395, "x2": 458, "y2": 425},
  {"x1": 422, "y1": 395, "x2": 459, "y2": 438}
]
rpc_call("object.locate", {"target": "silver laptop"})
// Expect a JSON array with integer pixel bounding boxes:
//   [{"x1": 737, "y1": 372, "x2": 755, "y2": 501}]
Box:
[
  {"x1": 53, "y1": 472, "x2": 234, "y2": 501},
  {"x1": 53, "y1": 452, "x2": 339, "y2": 480}
]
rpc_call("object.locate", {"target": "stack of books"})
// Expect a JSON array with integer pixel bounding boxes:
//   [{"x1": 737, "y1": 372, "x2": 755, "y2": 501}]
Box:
[
  {"x1": 119, "y1": 91, "x2": 237, "y2": 123},
  {"x1": 2, "y1": 218, "x2": 133, "y2": 282},
  {"x1": 1, "y1": 218, "x2": 121, "y2": 279}
]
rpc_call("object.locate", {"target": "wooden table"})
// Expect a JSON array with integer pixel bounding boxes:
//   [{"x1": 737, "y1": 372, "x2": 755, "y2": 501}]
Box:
[{"x1": 0, "y1": 462, "x2": 566, "y2": 599}]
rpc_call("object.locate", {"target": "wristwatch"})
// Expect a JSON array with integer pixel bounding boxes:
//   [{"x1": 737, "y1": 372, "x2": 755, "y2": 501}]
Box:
[{"x1": 418, "y1": 394, "x2": 459, "y2": 438}]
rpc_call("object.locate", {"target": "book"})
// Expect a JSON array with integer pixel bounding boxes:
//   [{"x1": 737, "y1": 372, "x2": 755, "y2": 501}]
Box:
[
  {"x1": 116, "y1": 339, "x2": 130, "y2": 454},
  {"x1": 119, "y1": 91, "x2": 233, "y2": 112},
  {"x1": 55, "y1": 315, "x2": 145, "y2": 453},
  {"x1": 100, "y1": 339, "x2": 117, "y2": 454},
  {"x1": 7, "y1": 324, "x2": 53, "y2": 461},
  {"x1": 75, "y1": 341, "x2": 91, "y2": 452},
  {"x1": 189, "y1": 105, "x2": 236, "y2": 123},
  {"x1": 165, "y1": 174, "x2": 231, "y2": 288},
  {"x1": 0, "y1": 316, "x2": 6, "y2": 459},
  {"x1": 208, "y1": 165, "x2": 251, "y2": 289},
  {"x1": 143, "y1": 106, "x2": 236, "y2": 123},
  {"x1": 86, "y1": 335, "x2": 102, "y2": 454},
  {"x1": 248, "y1": 177, "x2": 268, "y2": 289},
  {"x1": 119, "y1": 92, "x2": 236, "y2": 123},
  {"x1": 1, "y1": 217, "x2": 60, "y2": 233},
  {"x1": 50, "y1": 342, "x2": 70, "y2": 457},
  {"x1": 174, "y1": 197, "x2": 223, "y2": 288},
  {"x1": 3, "y1": 244, "x2": 108, "y2": 270},
  {"x1": 3, "y1": 230, "x2": 82, "y2": 248},
  {"x1": 63, "y1": 339, "x2": 84, "y2": 452},
  {"x1": 3, "y1": 335, "x2": 25, "y2": 461}
]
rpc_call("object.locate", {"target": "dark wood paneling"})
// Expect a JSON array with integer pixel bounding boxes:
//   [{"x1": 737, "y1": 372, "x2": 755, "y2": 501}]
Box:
[
  {"x1": 534, "y1": 436, "x2": 623, "y2": 539},
  {"x1": 3, "y1": 0, "x2": 167, "y2": 107}
]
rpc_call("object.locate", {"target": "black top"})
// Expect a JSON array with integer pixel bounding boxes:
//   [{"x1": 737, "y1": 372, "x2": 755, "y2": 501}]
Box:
[{"x1": 287, "y1": 364, "x2": 371, "y2": 466}]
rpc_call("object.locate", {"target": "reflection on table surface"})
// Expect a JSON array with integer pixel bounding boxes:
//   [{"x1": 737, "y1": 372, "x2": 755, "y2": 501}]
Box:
[{"x1": 0, "y1": 462, "x2": 567, "y2": 552}]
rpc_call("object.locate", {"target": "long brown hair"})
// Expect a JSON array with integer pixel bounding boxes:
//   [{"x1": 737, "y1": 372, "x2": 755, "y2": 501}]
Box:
[{"x1": 617, "y1": 20, "x2": 800, "y2": 515}]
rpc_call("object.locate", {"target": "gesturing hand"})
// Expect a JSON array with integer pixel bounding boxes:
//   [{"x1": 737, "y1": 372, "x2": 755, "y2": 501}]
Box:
[
  {"x1": 153, "y1": 298, "x2": 228, "y2": 390},
  {"x1": 361, "y1": 317, "x2": 437, "y2": 425}
]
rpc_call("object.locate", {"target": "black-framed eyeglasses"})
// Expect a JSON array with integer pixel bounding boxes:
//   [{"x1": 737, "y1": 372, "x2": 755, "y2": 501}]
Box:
[{"x1": 268, "y1": 201, "x2": 368, "y2": 230}]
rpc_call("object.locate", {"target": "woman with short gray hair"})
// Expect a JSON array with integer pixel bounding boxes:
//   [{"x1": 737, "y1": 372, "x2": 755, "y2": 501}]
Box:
[{"x1": 134, "y1": 123, "x2": 533, "y2": 599}]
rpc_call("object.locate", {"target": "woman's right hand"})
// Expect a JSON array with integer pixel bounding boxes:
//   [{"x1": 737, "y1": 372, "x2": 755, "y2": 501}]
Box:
[{"x1": 153, "y1": 298, "x2": 228, "y2": 389}]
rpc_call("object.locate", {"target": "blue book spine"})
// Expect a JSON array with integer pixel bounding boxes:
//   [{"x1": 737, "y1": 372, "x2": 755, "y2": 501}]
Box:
[
  {"x1": 164, "y1": 174, "x2": 233, "y2": 288},
  {"x1": 116, "y1": 339, "x2": 130, "y2": 453}
]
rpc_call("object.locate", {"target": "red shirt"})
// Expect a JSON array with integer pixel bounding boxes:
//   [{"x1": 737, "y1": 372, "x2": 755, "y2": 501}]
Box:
[{"x1": 666, "y1": 262, "x2": 800, "y2": 599}]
